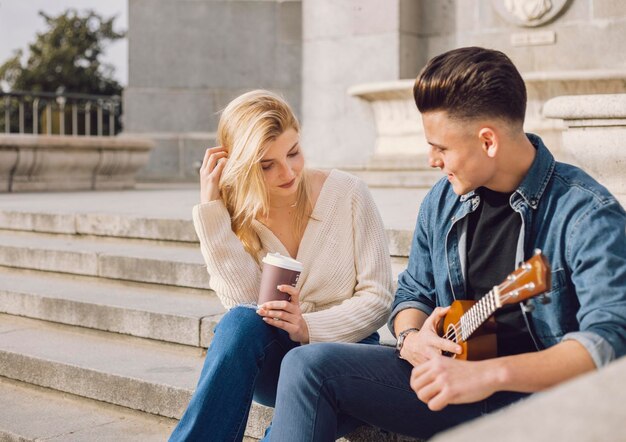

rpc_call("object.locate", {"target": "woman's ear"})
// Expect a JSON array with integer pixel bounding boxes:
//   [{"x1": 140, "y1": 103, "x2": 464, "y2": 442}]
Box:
[{"x1": 478, "y1": 127, "x2": 498, "y2": 158}]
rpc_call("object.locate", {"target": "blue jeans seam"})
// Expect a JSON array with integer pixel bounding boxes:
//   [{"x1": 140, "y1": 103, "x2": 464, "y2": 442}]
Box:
[
  {"x1": 231, "y1": 336, "x2": 291, "y2": 441},
  {"x1": 230, "y1": 367, "x2": 261, "y2": 442}
]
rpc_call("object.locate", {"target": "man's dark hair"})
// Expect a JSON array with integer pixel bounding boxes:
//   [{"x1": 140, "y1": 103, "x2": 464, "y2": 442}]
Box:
[{"x1": 414, "y1": 47, "x2": 526, "y2": 124}]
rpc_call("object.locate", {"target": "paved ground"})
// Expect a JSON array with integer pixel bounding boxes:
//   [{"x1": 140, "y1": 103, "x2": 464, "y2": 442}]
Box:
[{"x1": 0, "y1": 182, "x2": 429, "y2": 232}]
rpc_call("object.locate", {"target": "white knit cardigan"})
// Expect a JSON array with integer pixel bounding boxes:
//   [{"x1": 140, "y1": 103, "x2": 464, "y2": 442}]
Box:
[{"x1": 192, "y1": 169, "x2": 393, "y2": 343}]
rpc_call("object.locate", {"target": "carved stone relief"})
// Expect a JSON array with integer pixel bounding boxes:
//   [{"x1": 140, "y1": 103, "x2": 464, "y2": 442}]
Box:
[{"x1": 492, "y1": 0, "x2": 571, "y2": 27}]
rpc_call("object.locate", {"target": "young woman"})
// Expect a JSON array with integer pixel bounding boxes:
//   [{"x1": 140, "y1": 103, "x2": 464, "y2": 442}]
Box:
[{"x1": 169, "y1": 90, "x2": 393, "y2": 441}]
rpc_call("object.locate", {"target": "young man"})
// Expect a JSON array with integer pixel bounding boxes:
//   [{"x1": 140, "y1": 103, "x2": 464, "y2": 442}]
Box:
[{"x1": 266, "y1": 47, "x2": 626, "y2": 441}]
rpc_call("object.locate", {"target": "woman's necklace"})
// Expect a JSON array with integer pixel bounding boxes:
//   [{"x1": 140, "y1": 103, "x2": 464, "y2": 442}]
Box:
[{"x1": 270, "y1": 199, "x2": 298, "y2": 209}]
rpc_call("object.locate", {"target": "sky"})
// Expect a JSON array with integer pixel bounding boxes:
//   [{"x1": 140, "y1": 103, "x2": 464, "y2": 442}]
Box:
[{"x1": 0, "y1": 0, "x2": 128, "y2": 86}]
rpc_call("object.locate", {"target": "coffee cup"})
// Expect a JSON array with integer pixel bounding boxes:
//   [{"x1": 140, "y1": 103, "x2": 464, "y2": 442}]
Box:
[{"x1": 258, "y1": 252, "x2": 303, "y2": 304}]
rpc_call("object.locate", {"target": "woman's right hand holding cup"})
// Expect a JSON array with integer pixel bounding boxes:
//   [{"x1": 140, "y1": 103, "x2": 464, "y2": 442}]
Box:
[{"x1": 200, "y1": 146, "x2": 228, "y2": 203}]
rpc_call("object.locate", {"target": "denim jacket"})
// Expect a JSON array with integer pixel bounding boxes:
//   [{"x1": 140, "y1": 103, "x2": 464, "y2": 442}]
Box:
[{"x1": 388, "y1": 134, "x2": 626, "y2": 367}]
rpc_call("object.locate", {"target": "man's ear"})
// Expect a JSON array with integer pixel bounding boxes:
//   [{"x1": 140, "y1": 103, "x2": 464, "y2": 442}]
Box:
[{"x1": 478, "y1": 127, "x2": 498, "y2": 158}]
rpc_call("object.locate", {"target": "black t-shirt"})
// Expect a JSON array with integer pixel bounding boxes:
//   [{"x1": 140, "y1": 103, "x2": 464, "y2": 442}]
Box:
[{"x1": 465, "y1": 187, "x2": 537, "y2": 356}]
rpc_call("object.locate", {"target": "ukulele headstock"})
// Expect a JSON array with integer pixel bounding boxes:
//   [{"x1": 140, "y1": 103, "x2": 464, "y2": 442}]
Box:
[{"x1": 497, "y1": 250, "x2": 551, "y2": 306}]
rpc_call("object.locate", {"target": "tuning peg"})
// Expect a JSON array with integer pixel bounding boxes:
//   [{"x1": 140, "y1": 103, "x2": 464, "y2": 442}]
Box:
[{"x1": 534, "y1": 248, "x2": 542, "y2": 256}]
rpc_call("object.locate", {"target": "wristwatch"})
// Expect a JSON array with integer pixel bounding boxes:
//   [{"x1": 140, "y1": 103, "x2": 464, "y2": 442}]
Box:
[{"x1": 395, "y1": 327, "x2": 420, "y2": 357}]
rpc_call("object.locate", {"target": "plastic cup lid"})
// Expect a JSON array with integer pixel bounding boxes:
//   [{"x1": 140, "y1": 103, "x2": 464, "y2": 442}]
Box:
[{"x1": 262, "y1": 252, "x2": 303, "y2": 272}]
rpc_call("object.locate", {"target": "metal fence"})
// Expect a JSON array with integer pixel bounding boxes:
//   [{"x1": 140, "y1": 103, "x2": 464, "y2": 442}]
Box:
[{"x1": 1, "y1": 90, "x2": 122, "y2": 136}]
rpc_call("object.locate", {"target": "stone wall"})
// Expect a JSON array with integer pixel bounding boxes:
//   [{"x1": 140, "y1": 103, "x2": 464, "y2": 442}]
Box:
[
  {"x1": 124, "y1": 0, "x2": 626, "y2": 179},
  {"x1": 345, "y1": 0, "x2": 626, "y2": 181},
  {"x1": 301, "y1": 0, "x2": 626, "y2": 169},
  {"x1": 449, "y1": 0, "x2": 626, "y2": 156},
  {"x1": 452, "y1": 0, "x2": 626, "y2": 73},
  {"x1": 124, "y1": 0, "x2": 302, "y2": 181}
]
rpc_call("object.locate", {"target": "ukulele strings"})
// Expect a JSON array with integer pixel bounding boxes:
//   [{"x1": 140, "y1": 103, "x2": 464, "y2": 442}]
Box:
[
  {"x1": 442, "y1": 291, "x2": 494, "y2": 342},
  {"x1": 441, "y1": 274, "x2": 526, "y2": 342}
]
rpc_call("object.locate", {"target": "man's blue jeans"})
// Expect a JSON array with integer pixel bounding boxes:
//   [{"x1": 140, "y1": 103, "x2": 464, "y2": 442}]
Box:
[
  {"x1": 169, "y1": 306, "x2": 380, "y2": 442},
  {"x1": 268, "y1": 343, "x2": 529, "y2": 441}
]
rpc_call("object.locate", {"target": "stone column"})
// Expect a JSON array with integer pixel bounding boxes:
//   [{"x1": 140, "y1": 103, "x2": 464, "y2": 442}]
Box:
[
  {"x1": 544, "y1": 94, "x2": 626, "y2": 206},
  {"x1": 301, "y1": 0, "x2": 422, "y2": 169}
]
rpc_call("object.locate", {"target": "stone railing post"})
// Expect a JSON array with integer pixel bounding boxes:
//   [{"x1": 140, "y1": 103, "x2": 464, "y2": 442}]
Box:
[
  {"x1": 348, "y1": 80, "x2": 425, "y2": 164},
  {"x1": 347, "y1": 80, "x2": 441, "y2": 188},
  {"x1": 544, "y1": 94, "x2": 626, "y2": 206}
]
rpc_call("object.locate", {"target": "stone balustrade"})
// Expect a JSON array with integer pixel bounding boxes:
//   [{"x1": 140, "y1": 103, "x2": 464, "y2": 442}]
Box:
[
  {"x1": 544, "y1": 93, "x2": 626, "y2": 206},
  {"x1": 345, "y1": 81, "x2": 441, "y2": 188},
  {"x1": 348, "y1": 80, "x2": 424, "y2": 168},
  {"x1": 0, "y1": 135, "x2": 154, "y2": 192}
]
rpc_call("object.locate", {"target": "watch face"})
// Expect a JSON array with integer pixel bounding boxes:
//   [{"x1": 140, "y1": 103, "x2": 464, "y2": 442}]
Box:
[
  {"x1": 396, "y1": 328, "x2": 418, "y2": 352},
  {"x1": 396, "y1": 331, "x2": 407, "y2": 351},
  {"x1": 395, "y1": 336, "x2": 403, "y2": 351}
]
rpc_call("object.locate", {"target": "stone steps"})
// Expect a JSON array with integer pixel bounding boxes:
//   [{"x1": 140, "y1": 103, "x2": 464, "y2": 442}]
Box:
[
  {"x1": 0, "y1": 186, "x2": 619, "y2": 441},
  {"x1": 0, "y1": 314, "x2": 416, "y2": 441},
  {"x1": 0, "y1": 208, "x2": 413, "y2": 258},
  {"x1": 0, "y1": 229, "x2": 210, "y2": 289},
  {"x1": 0, "y1": 266, "x2": 223, "y2": 347},
  {"x1": 0, "y1": 225, "x2": 403, "y2": 348},
  {"x1": 0, "y1": 314, "x2": 205, "y2": 419},
  {"x1": 0, "y1": 186, "x2": 417, "y2": 256},
  {"x1": 0, "y1": 196, "x2": 412, "y2": 440},
  {"x1": 0, "y1": 313, "x2": 317, "y2": 440},
  {"x1": 0, "y1": 209, "x2": 198, "y2": 242},
  {"x1": 0, "y1": 377, "x2": 176, "y2": 442}
]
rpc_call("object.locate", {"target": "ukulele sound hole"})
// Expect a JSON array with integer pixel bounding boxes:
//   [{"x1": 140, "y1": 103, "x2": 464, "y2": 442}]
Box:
[{"x1": 442, "y1": 324, "x2": 458, "y2": 359}]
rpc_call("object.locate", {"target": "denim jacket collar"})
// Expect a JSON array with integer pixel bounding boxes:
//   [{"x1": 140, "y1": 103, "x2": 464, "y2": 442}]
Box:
[
  {"x1": 513, "y1": 134, "x2": 556, "y2": 210},
  {"x1": 457, "y1": 133, "x2": 555, "y2": 211}
]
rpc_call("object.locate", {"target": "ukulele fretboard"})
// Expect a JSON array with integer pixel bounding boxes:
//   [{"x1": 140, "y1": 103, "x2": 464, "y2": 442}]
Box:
[
  {"x1": 458, "y1": 261, "x2": 539, "y2": 342},
  {"x1": 460, "y1": 289, "x2": 499, "y2": 340}
]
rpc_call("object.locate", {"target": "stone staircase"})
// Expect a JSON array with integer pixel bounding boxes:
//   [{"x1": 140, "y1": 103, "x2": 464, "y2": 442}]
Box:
[
  {"x1": 0, "y1": 210, "x2": 217, "y2": 441},
  {"x1": 0, "y1": 195, "x2": 414, "y2": 442},
  {"x1": 0, "y1": 188, "x2": 623, "y2": 442}
]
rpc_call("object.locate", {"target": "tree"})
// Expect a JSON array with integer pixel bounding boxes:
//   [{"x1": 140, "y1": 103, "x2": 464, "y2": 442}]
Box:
[
  {"x1": 0, "y1": 9, "x2": 125, "y2": 95},
  {"x1": 0, "y1": 9, "x2": 125, "y2": 134},
  {"x1": 0, "y1": 9, "x2": 124, "y2": 95}
]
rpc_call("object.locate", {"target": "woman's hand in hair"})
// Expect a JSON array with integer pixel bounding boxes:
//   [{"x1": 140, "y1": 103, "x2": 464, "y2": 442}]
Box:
[
  {"x1": 200, "y1": 146, "x2": 228, "y2": 203},
  {"x1": 257, "y1": 285, "x2": 310, "y2": 344}
]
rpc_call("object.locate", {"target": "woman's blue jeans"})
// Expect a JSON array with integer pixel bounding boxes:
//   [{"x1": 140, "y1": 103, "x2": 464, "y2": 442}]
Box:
[
  {"x1": 268, "y1": 343, "x2": 530, "y2": 441},
  {"x1": 169, "y1": 306, "x2": 380, "y2": 442}
]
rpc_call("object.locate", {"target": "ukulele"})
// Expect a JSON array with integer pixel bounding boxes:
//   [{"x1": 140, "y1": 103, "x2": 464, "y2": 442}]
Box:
[{"x1": 438, "y1": 249, "x2": 551, "y2": 361}]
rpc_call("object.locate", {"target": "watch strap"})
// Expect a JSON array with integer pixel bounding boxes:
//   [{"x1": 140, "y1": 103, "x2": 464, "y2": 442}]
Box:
[{"x1": 395, "y1": 327, "x2": 420, "y2": 356}]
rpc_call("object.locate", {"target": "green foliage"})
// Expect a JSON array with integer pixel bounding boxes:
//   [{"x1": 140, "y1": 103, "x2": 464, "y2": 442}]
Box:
[{"x1": 0, "y1": 9, "x2": 125, "y2": 95}]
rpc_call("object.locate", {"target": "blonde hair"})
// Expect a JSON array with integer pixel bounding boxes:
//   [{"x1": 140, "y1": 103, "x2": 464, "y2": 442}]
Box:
[{"x1": 217, "y1": 90, "x2": 311, "y2": 260}]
